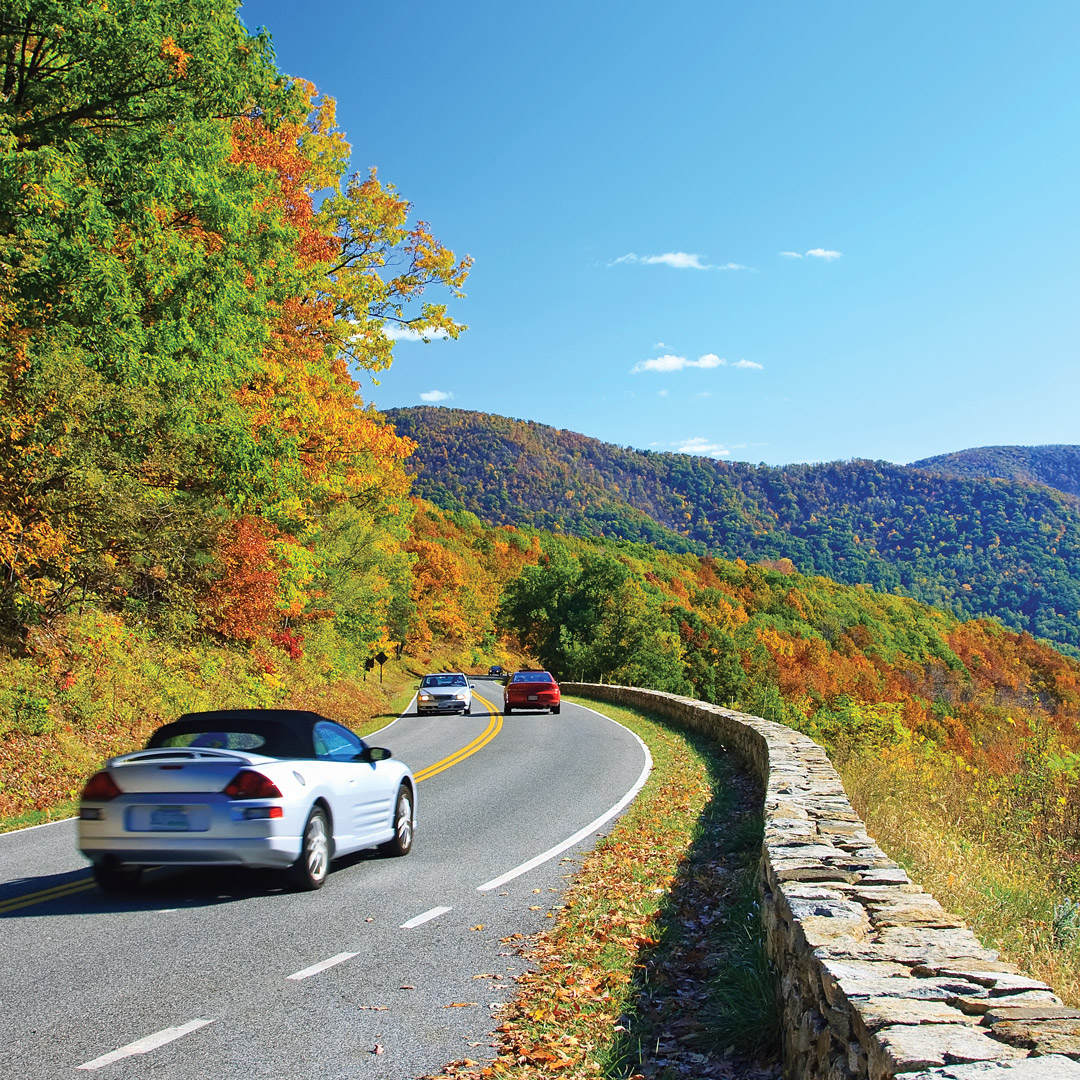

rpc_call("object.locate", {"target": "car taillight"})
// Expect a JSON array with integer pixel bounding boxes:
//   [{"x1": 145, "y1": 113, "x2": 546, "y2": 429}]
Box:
[
  {"x1": 223, "y1": 770, "x2": 283, "y2": 799},
  {"x1": 81, "y1": 770, "x2": 122, "y2": 801}
]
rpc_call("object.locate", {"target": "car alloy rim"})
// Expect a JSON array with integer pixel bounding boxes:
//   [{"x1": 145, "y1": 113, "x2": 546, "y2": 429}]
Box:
[
  {"x1": 396, "y1": 795, "x2": 413, "y2": 849},
  {"x1": 306, "y1": 814, "x2": 329, "y2": 880}
]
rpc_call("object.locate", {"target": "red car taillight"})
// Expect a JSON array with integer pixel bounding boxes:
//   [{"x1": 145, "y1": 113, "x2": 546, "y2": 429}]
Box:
[
  {"x1": 223, "y1": 770, "x2": 283, "y2": 800},
  {"x1": 81, "y1": 770, "x2": 122, "y2": 801}
]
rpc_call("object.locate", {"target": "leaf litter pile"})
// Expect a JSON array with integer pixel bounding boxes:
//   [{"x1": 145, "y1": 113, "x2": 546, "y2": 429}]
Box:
[{"x1": 425, "y1": 701, "x2": 782, "y2": 1080}]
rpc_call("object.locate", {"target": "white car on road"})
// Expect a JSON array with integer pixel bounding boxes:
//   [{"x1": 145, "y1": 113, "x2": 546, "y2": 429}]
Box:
[
  {"x1": 78, "y1": 709, "x2": 416, "y2": 893},
  {"x1": 416, "y1": 672, "x2": 473, "y2": 715}
]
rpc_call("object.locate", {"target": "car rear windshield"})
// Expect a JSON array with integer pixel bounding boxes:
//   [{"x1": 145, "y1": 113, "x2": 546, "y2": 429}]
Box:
[
  {"x1": 511, "y1": 672, "x2": 555, "y2": 683},
  {"x1": 422, "y1": 674, "x2": 467, "y2": 687},
  {"x1": 147, "y1": 720, "x2": 304, "y2": 756},
  {"x1": 154, "y1": 730, "x2": 268, "y2": 751}
]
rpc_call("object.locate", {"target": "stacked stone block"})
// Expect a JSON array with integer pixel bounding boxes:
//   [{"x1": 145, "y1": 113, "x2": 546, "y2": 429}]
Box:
[{"x1": 564, "y1": 683, "x2": 1080, "y2": 1079}]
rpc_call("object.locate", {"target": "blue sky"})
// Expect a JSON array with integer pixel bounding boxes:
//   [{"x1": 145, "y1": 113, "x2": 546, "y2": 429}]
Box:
[{"x1": 243, "y1": 1, "x2": 1080, "y2": 466}]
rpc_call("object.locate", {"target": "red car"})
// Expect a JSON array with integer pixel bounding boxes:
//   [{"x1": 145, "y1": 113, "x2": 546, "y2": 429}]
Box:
[{"x1": 503, "y1": 670, "x2": 561, "y2": 714}]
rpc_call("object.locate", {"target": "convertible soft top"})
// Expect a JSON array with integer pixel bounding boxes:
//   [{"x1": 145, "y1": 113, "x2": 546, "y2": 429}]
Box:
[{"x1": 146, "y1": 709, "x2": 359, "y2": 759}]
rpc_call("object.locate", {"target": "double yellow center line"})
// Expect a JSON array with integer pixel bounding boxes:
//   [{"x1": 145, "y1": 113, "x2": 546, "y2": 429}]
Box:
[
  {"x1": 1, "y1": 692, "x2": 504, "y2": 915},
  {"x1": 0, "y1": 874, "x2": 100, "y2": 914},
  {"x1": 414, "y1": 692, "x2": 502, "y2": 783}
]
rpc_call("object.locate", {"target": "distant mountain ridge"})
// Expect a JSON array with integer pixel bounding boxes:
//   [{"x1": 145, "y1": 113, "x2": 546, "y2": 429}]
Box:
[
  {"x1": 387, "y1": 407, "x2": 1080, "y2": 655},
  {"x1": 911, "y1": 445, "x2": 1080, "y2": 500}
]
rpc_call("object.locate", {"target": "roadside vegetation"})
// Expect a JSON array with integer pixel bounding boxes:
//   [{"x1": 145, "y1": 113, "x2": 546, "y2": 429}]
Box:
[
  {"x1": 836, "y1": 746, "x2": 1080, "y2": 1006},
  {"x1": 427, "y1": 699, "x2": 781, "y2": 1080}
]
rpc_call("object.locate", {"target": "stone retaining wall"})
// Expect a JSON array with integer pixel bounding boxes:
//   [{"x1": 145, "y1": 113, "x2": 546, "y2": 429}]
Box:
[{"x1": 564, "y1": 683, "x2": 1080, "y2": 1080}]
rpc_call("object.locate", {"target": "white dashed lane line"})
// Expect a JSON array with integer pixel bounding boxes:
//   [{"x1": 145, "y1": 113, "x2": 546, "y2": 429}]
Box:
[
  {"x1": 286, "y1": 952, "x2": 358, "y2": 981},
  {"x1": 400, "y1": 905, "x2": 452, "y2": 929},
  {"x1": 76, "y1": 1018, "x2": 215, "y2": 1071}
]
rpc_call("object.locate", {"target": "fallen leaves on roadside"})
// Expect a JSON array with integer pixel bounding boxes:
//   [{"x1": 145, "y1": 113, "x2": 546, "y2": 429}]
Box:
[
  {"x1": 470, "y1": 923, "x2": 485, "y2": 931},
  {"x1": 443, "y1": 1001, "x2": 479, "y2": 1009},
  {"x1": 359, "y1": 1005, "x2": 388, "y2": 1011},
  {"x1": 371, "y1": 1044, "x2": 385, "y2": 1055},
  {"x1": 418, "y1": 703, "x2": 782, "y2": 1080}
]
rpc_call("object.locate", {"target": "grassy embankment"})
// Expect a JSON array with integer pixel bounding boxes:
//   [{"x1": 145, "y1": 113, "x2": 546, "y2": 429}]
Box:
[
  {"x1": 835, "y1": 749, "x2": 1080, "y2": 1007},
  {"x1": 429, "y1": 698, "x2": 780, "y2": 1080},
  {"x1": 0, "y1": 610, "x2": 520, "y2": 833}
]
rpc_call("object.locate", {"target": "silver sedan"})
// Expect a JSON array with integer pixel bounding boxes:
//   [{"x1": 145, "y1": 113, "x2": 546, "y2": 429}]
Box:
[{"x1": 77, "y1": 708, "x2": 416, "y2": 892}]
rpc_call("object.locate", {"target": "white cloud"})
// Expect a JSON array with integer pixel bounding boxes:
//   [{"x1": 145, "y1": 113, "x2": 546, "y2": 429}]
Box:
[
  {"x1": 420, "y1": 389, "x2": 453, "y2": 402},
  {"x1": 780, "y1": 248, "x2": 843, "y2": 261},
  {"x1": 677, "y1": 437, "x2": 732, "y2": 458},
  {"x1": 657, "y1": 389, "x2": 669, "y2": 397},
  {"x1": 632, "y1": 353, "x2": 731, "y2": 373},
  {"x1": 632, "y1": 352, "x2": 761, "y2": 374},
  {"x1": 611, "y1": 252, "x2": 749, "y2": 271},
  {"x1": 653, "y1": 341, "x2": 672, "y2": 350},
  {"x1": 384, "y1": 323, "x2": 451, "y2": 341},
  {"x1": 612, "y1": 251, "x2": 710, "y2": 269},
  {"x1": 696, "y1": 391, "x2": 713, "y2": 398}
]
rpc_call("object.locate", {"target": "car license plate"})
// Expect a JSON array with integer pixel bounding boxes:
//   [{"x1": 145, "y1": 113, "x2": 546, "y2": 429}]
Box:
[
  {"x1": 149, "y1": 806, "x2": 190, "y2": 831},
  {"x1": 528, "y1": 694, "x2": 538, "y2": 701}
]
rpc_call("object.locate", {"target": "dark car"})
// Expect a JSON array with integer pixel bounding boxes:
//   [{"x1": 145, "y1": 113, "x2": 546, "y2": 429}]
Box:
[
  {"x1": 488, "y1": 664, "x2": 503, "y2": 676},
  {"x1": 503, "y1": 670, "x2": 561, "y2": 715}
]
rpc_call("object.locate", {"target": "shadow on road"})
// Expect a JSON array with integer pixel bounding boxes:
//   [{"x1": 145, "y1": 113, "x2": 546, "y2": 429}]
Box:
[{"x1": 1, "y1": 846, "x2": 389, "y2": 918}]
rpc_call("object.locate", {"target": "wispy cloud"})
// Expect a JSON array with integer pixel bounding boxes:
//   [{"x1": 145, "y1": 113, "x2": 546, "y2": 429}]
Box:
[
  {"x1": 653, "y1": 341, "x2": 672, "y2": 350},
  {"x1": 677, "y1": 437, "x2": 732, "y2": 458},
  {"x1": 611, "y1": 252, "x2": 749, "y2": 271},
  {"x1": 780, "y1": 248, "x2": 843, "y2": 261},
  {"x1": 631, "y1": 352, "x2": 762, "y2": 374},
  {"x1": 384, "y1": 323, "x2": 451, "y2": 342},
  {"x1": 657, "y1": 389, "x2": 669, "y2": 397},
  {"x1": 420, "y1": 389, "x2": 453, "y2": 402}
]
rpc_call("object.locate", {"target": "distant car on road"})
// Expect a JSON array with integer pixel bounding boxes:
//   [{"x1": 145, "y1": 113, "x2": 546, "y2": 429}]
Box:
[
  {"x1": 504, "y1": 670, "x2": 561, "y2": 715},
  {"x1": 488, "y1": 664, "x2": 503, "y2": 676},
  {"x1": 417, "y1": 672, "x2": 473, "y2": 715},
  {"x1": 77, "y1": 709, "x2": 416, "y2": 894}
]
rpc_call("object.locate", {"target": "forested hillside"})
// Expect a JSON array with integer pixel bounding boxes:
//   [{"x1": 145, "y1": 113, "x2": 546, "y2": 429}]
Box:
[
  {"x1": 388, "y1": 407, "x2": 1080, "y2": 654},
  {"x1": 0, "y1": 2, "x2": 468, "y2": 656},
  {"x1": 912, "y1": 444, "x2": 1080, "y2": 499}
]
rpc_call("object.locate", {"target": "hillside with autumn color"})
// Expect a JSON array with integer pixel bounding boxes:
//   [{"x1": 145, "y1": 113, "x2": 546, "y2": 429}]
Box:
[
  {"x1": 912, "y1": 444, "x2": 1080, "y2": 500},
  {"x1": 388, "y1": 407, "x2": 1080, "y2": 655}
]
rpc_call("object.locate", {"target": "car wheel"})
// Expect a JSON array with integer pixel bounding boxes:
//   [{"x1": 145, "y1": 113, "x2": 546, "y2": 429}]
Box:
[
  {"x1": 289, "y1": 805, "x2": 330, "y2": 890},
  {"x1": 93, "y1": 859, "x2": 143, "y2": 893},
  {"x1": 552, "y1": 705, "x2": 561, "y2": 714},
  {"x1": 379, "y1": 785, "x2": 414, "y2": 857},
  {"x1": 504, "y1": 705, "x2": 512, "y2": 714},
  {"x1": 464, "y1": 704, "x2": 471, "y2": 715}
]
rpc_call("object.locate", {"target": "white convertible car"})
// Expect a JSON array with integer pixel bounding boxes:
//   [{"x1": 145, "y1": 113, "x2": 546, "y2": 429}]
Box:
[{"x1": 78, "y1": 709, "x2": 415, "y2": 893}]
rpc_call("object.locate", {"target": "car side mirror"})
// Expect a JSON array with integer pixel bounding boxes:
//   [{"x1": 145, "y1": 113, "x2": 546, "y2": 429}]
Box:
[{"x1": 355, "y1": 746, "x2": 392, "y2": 763}]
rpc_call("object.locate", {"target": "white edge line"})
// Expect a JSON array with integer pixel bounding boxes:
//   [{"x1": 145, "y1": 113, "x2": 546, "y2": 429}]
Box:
[
  {"x1": 76, "y1": 1018, "x2": 215, "y2": 1070},
  {"x1": 476, "y1": 703, "x2": 653, "y2": 892},
  {"x1": 400, "y1": 904, "x2": 452, "y2": 929},
  {"x1": 286, "y1": 951, "x2": 358, "y2": 981},
  {"x1": 2, "y1": 815, "x2": 77, "y2": 836},
  {"x1": 365, "y1": 694, "x2": 418, "y2": 737}
]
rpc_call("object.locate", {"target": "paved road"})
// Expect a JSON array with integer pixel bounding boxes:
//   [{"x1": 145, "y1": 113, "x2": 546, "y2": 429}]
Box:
[{"x1": 0, "y1": 682, "x2": 649, "y2": 1079}]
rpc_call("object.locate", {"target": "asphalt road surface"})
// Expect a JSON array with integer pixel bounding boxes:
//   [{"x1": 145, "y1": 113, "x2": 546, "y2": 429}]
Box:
[{"x1": 0, "y1": 681, "x2": 650, "y2": 1079}]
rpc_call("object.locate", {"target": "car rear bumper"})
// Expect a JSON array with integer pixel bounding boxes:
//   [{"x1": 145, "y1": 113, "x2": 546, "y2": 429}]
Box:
[{"x1": 79, "y1": 833, "x2": 303, "y2": 868}]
